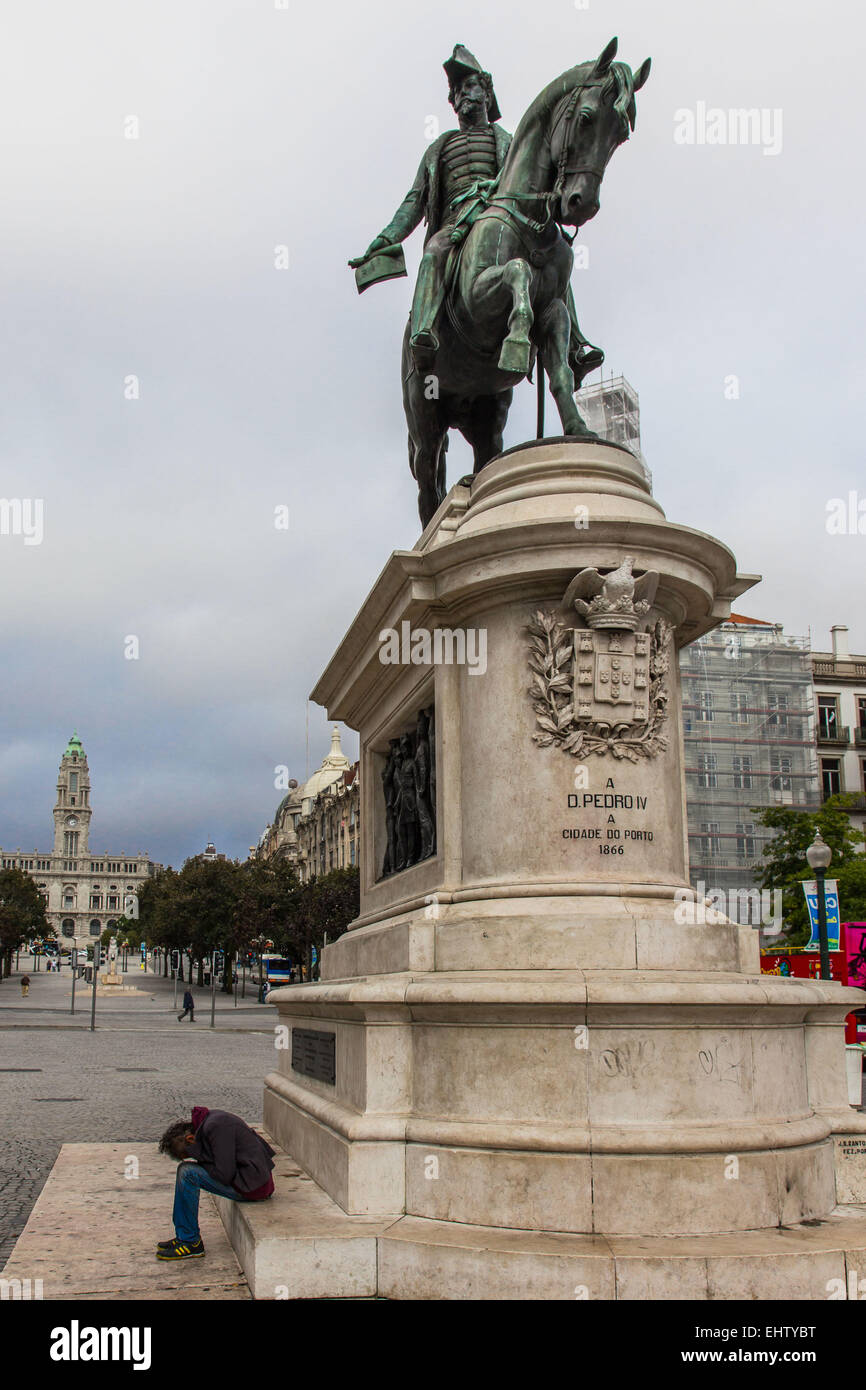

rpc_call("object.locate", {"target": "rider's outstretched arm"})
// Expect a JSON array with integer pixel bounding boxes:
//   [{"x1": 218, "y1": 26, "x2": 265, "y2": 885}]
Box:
[
  {"x1": 380, "y1": 152, "x2": 429, "y2": 245},
  {"x1": 352, "y1": 152, "x2": 429, "y2": 265}
]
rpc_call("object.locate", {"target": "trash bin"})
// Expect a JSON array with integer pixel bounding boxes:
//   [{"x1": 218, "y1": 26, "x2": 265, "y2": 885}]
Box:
[{"x1": 846, "y1": 1045, "x2": 863, "y2": 1106}]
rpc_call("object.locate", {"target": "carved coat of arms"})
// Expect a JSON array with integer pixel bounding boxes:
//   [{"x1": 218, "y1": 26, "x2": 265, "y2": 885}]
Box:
[{"x1": 527, "y1": 556, "x2": 672, "y2": 761}]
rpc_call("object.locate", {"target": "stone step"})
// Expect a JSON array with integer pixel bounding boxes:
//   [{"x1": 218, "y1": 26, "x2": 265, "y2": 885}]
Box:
[
  {"x1": 217, "y1": 1135, "x2": 866, "y2": 1300},
  {"x1": 377, "y1": 1208, "x2": 866, "y2": 1301},
  {"x1": 213, "y1": 1145, "x2": 401, "y2": 1299}
]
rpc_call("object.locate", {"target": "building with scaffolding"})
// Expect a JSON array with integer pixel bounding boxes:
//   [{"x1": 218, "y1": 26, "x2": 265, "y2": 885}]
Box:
[
  {"x1": 680, "y1": 616, "x2": 821, "y2": 918},
  {"x1": 575, "y1": 374, "x2": 651, "y2": 487}
]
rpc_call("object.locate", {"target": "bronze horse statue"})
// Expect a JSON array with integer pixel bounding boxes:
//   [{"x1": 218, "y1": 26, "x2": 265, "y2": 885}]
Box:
[{"x1": 401, "y1": 39, "x2": 650, "y2": 528}]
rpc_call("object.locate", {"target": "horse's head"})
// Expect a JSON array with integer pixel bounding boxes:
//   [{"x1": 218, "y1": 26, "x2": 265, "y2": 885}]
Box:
[{"x1": 549, "y1": 37, "x2": 651, "y2": 228}]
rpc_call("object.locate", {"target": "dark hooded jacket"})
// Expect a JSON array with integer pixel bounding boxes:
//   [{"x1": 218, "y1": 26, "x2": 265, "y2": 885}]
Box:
[{"x1": 188, "y1": 1106, "x2": 275, "y2": 1199}]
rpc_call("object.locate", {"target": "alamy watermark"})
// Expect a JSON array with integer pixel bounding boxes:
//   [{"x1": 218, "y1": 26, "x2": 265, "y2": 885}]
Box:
[
  {"x1": 378, "y1": 621, "x2": 487, "y2": 675},
  {"x1": 1, "y1": 1276, "x2": 43, "y2": 1300},
  {"x1": 675, "y1": 882, "x2": 783, "y2": 931},
  {"x1": 674, "y1": 103, "x2": 782, "y2": 156},
  {"x1": 826, "y1": 491, "x2": 866, "y2": 536},
  {"x1": 0, "y1": 498, "x2": 43, "y2": 546}
]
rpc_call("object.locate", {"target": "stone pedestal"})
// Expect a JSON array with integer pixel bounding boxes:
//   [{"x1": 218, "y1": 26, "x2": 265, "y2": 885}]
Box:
[{"x1": 263, "y1": 439, "x2": 866, "y2": 1297}]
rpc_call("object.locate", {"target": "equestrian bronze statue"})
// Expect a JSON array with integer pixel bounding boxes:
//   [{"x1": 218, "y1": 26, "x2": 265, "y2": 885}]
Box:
[{"x1": 349, "y1": 39, "x2": 650, "y2": 529}]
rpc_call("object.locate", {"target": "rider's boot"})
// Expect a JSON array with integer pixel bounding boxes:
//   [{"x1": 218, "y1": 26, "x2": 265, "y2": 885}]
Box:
[{"x1": 565, "y1": 284, "x2": 604, "y2": 387}]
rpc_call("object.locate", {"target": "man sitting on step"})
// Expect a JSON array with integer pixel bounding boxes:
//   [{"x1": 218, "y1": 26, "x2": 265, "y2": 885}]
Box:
[{"x1": 156, "y1": 1106, "x2": 275, "y2": 1261}]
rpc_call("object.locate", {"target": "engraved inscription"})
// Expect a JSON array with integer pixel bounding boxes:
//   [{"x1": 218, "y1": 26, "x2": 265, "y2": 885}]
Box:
[{"x1": 291, "y1": 1028, "x2": 336, "y2": 1086}]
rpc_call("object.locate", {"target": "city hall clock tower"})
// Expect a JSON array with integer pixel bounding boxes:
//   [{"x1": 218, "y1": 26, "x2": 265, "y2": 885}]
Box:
[{"x1": 52, "y1": 732, "x2": 91, "y2": 864}]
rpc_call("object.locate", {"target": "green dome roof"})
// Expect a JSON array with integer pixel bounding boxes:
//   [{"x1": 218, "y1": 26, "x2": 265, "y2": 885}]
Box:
[{"x1": 64, "y1": 731, "x2": 84, "y2": 759}]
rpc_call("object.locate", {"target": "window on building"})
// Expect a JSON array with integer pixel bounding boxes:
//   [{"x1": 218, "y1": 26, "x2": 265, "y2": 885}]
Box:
[
  {"x1": 730, "y1": 691, "x2": 750, "y2": 724},
  {"x1": 697, "y1": 754, "x2": 718, "y2": 788},
  {"x1": 61, "y1": 919, "x2": 76, "y2": 937},
  {"x1": 818, "y1": 695, "x2": 839, "y2": 740},
  {"x1": 90, "y1": 896, "x2": 102, "y2": 909},
  {"x1": 770, "y1": 754, "x2": 792, "y2": 791},
  {"x1": 63, "y1": 893, "x2": 74, "y2": 909},
  {"x1": 821, "y1": 758, "x2": 842, "y2": 798},
  {"x1": 732, "y1": 755, "x2": 753, "y2": 789},
  {"x1": 69, "y1": 772, "x2": 78, "y2": 794},
  {"x1": 768, "y1": 690, "x2": 789, "y2": 730},
  {"x1": 862, "y1": 759, "x2": 866, "y2": 794},
  {"x1": 107, "y1": 896, "x2": 119, "y2": 910},
  {"x1": 858, "y1": 697, "x2": 866, "y2": 734},
  {"x1": 89, "y1": 921, "x2": 100, "y2": 936},
  {"x1": 735, "y1": 822, "x2": 757, "y2": 860},
  {"x1": 350, "y1": 841, "x2": 356, "y2": 866},
  {"x1": 696, "y1": 691, "x2": 714, "y2": 723},
  {"x1": 699, "y1": 822, "x2": 721, "y2": 857}
]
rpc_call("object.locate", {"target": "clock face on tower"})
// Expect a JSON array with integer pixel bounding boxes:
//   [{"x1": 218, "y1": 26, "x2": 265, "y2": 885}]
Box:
[{"x1": 66, "y1": 815, "x2": 78, "y2": 827}]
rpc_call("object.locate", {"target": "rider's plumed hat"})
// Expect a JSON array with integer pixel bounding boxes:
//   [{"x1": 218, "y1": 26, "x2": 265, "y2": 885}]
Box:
[{"x1": 443, "y1": 44, "x2": 501, "y2": 123}]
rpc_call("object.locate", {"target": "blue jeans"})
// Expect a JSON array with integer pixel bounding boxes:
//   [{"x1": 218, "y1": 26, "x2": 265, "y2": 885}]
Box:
[{"x1": 172, "y1": 1160, "x2": 248, "y2": 1242}]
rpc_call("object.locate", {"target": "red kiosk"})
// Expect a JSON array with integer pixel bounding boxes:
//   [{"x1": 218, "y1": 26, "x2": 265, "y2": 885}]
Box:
[{"x1": 761, "y1": 922, "x2": 866, "y2": 1044}]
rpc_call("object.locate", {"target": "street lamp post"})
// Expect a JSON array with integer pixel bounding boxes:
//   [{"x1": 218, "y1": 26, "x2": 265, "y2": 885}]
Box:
[{"x1": 806, "y1": 830, "x2": 833, "y2": 982}]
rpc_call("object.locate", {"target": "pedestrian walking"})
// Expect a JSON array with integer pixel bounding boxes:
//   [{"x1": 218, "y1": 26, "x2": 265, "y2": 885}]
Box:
[
  {"x1": 177, "y1": 988, "x2": 195, "y2": 1023},
  {"x1": 20, "y1": 974, "x2": 30, "y2": 997},
  {"x1": 156, "y1": 1107, "x2": 275, "y2": 1260}
]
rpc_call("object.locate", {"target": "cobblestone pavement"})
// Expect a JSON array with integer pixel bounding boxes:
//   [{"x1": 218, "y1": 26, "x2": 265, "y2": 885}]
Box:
[{"x1": 0, "y1": 967, "x2": 280, "y2": 1266}]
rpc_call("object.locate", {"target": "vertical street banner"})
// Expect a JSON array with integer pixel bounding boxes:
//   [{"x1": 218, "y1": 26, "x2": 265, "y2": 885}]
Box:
[{"x1": 802, "y1": 880, "x2": 841, "y2": 951}]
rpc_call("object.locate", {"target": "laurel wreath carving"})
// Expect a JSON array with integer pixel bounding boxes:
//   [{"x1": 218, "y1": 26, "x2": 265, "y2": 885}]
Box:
[{"x1": 527, "y1": 610, "x2": 672, "y2": 761}]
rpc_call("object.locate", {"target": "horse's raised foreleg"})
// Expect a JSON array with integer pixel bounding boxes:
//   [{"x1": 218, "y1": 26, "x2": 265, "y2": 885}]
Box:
[
  {"x1": 498, "y1": 258, "x2": 535, "y2": 374},
  {"x1": 471, "y1": 258, "x2": 535, "y2": 376},
  {"x1": 537, "y1": 298, "x2": 595, "y2": 438}
]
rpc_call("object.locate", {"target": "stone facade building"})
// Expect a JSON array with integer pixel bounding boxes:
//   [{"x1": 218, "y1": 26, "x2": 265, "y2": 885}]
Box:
[
  {"x1": 811, "y1": 624, "x2": 866, "y2": 838},
  {"x1": 253, "y1": 727, "x2": 360, "y2": 881},
  {"x1": 0, "y1": 733, "x2": 161, "y2": 950}
]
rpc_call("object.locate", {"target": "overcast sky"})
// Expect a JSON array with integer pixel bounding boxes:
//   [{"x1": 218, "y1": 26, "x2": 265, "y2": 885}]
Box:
[{"x1": 1, "y1": 0, "x2": 863, "y2": 867}]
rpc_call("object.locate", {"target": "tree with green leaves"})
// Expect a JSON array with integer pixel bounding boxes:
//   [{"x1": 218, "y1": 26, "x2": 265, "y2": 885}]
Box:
[
  {"x1": 233, "y1": 857, "x2": 301, "y2": 990},
  {"x1": 754, "y1": 795, "x2": 866, "y2": 947},
  {"x1": 0, "y1": 868, "x2": 53, "y2": 978},
  {"x1": 138, "y1": 867, "x2": 186, "y2": 979},
  {"x1": 275, "y1": 867, "x2": 358, "y2": 979}
]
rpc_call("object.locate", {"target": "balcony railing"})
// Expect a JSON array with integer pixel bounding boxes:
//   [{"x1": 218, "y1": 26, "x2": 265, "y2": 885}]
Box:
[{"x1": 817, "y1": 725, "x2": 850, "y2": 746}]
